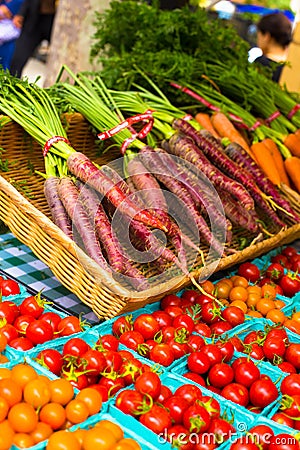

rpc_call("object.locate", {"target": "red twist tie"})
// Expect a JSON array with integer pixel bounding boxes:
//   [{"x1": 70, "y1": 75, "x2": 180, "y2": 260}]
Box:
[
  {"x1": 120, "y1": 118, "x2": 154, "y2": 155},
  {"x1": 265, "y1": 110, "x2": 281, "y2": 126},
  {"x1": 170, "y1": 82, "x2": 220, "y2": 112},
  {"x1": 249, "y1": 121, "x2": 262, "y2": 131},
  {"x1": 120, "y1": 135, "x2": 138, "y2": 155},
  {"x1": 137, "y1": 117, "x2": 154, "y2": 139},
  {"x1": 183, "y1": 114, "x2": 193, "y2": 121},
  {"x1": 98, "y1": 110, "x2": 155, "y2": 141},
  {"x1": 228, "y1": 113, "x2": 249, "y2": 130},
  {"x1": 287, "y1": 104, "x2": 300, "y2": 120},
  {"x1": 43, "y1": 136, "x2": 71, "y2": 156}
]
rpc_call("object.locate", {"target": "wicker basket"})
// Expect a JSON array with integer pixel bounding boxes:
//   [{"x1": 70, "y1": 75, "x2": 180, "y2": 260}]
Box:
[{"x1": 0, "y1": 114, "x2": 299, "y2": 319}]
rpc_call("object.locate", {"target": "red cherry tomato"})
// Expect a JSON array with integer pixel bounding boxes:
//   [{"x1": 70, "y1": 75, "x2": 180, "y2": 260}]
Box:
[
  {"x1": 221, "y1": 382, "x2": 249, "y2": 407},
  {"x1": 237, "y1": 262, "x2": 261, "y2": 283},
  {"x1": 19, "y1": 295, "x2": 45, "y2": 319},
  {"x1": 249, "y1": 378, "x2": 278, "y2": 408},
  {"x1": 9, "y1": 336, "x2": 34, "y2": 351},
  {"x1": 115, "y1": 389, "x2": 144, "y2": 415},
  {"x1": 62, "y1": 337, "x2": 91, "y2": 359},
  {"x1": 160, "y1": 294, "x2": 182, "y2": 310},
  {"x1": 1, "y1": 279, "x2": 20, "y2": 296},
  {"x1": 112, "y1": 315, "x2": 133, "y2": 337},
  {"x1": 221, "y1": 305, "x2": 245, "y2": 327},
  {"x1": 57, "y1": 316, "x2": 84, "y2": 336},
  {"x1": 39, "y1": 311, "x2": 62, "y2": 332},
  {"x1": 26, "y1": 319, "x2": 54, "y2": 345},
  {"x1": 149, "y1": 343, "x2": 175, "y2": 367},
  {"x1": 174, "y1": 383, "x2": 203, "y2": 405},
  {"x1": 280, "y1": 274, "x2": 300, "y2": 297},
  {"x1": 187, "y1": 351, "x2": 211, "y2": 375},
  {"x1": 133, "y1": 314, "x2": 160, "y2": 340},
  {"x1": 266, "y1": 263, "x2": 285, "y2": 281},
  {"x1": 135, "y1": 371, "x2": 162, "y2": 400},
  {"x1": 0, "y1": 302, "x2": 18, "y2": 324},
  {"x1": 282, "y1": 247, "x2": 297, "y2": 258},
  {"x1": 13, "y1": 314, "x2": 35, "y2": 333},
  {"x1": 163, "y1": 395, "x2": 190, "y2": 425},
  {"x1": 35, "y1": 349, "x2": 64, "y2": 376},
  {"x1": 140, "y1": 404, "x2": 172, "y2": 434}
]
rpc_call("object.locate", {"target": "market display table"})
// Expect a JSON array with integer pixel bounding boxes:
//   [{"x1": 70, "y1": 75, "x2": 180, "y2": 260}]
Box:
[{"x1": 0, "y1": 232, "x2": 99, "y2": 324}]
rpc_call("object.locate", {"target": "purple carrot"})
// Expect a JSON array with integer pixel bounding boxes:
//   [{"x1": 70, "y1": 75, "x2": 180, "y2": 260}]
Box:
[
  {"x1": 176, "y1": 121, "x2": 259, "y2": 189},
  {"x1": 57, "y1": 177, "x2": 111, "y2": 271},
  {"x1": 168, "y1": 130, "x2": 255, "y2": 211},
  {"x1": 76, "y1": 180, "x2": 149, "y2": 290},
  {"x1": 126, "y1": 175, "x2": 141, "y2": 199},
  {"x1": 218, "y1": 190, "x2": 261, "y2": 234},
  {"x1": 126, "y1": 222, "x2": 168, "y2": 274},
  {"x1": 103, "y1": 162, "x2": 188, "y2": 244},
  {"x1": 167, "y1": 132, "x2": 286, "y2": 228},
  {"x1": 224, "y1": 142, "x2": 300, "y2": 224},
  {"x1": 102, "y1": 161, "x2": 188, "y2": 257},
  {"x1": 127, "y1": 157, "x2": 190, "y2": 262},
  {"x1": 104, "y1": 197, "x2": 168, "y2": 274},
  {"x1": 172, "y1": 120, "x2": 292, "y2": 227},
  {"x1": 127, "y1": 157, "x2": 169, "y2": 212},
  {"x1": 138, "y1": 147, "x2": 225, "y2": 256},
  {"x1": 76, "y1": 180, "x2": 125, "y2": 274},
  {"x1": 101, "y1": 164, "x2": 146, "y2": 210},
  {"x1": 143, "y1": 147, "x2": 233, "y2": 245},
  {"x1": 44, "y1": 176, "x2": 73, "y2": 239},
  {"x1": 128, "y1": 218, "x2": 186, "y2": 270},
  {"x1": 66, "y1": 152, "x2": 168, "y2": 233},
  {"x1": 101, "y1": 168, "x2": 189, "y2": 274}
]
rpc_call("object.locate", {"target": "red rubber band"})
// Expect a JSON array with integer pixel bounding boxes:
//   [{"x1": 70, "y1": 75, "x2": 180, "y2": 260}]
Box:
[
  {"x1": 170, "y1": 82, "x2": 220, "y2": 112},
  {"x1": 265, "y1": 110, "x2": 281, "y2": 126},
  {"x1": 287, "y1": 104, "x2": 300, "y2": 120},
  {"x1": 249, "y1": 121, "x2": 262, "y2": 131},
  {"x1": 183, "y1": 114, "x2": 193, "y2": 121},
  {"x1": 98, "y1": 110, "x2": 155, "y2": 141},
  {"x1": 43, "y1": 136, "x2": 71, "y2": 156}
]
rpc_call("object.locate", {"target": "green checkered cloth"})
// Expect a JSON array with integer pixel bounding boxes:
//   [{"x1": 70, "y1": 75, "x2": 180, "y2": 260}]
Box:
[{"x1": 0, "y1": 232, "x2": 99, "y2": 324}]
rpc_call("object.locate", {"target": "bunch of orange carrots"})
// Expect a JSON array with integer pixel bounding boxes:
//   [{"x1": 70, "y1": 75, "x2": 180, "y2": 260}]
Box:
[{"x1": 195, "y1": 112, "x2": 300, "y2": 194}]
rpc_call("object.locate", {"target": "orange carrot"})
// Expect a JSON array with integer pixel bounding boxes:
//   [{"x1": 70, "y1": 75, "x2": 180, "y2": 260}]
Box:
[
  {"x1": 262, "y1": 138, "x2": 291, "y2": 187},
  {"x1": 250, "y1": 141, "x2": 281, "y2": 186},
  {"x1": 284, "y1": 156, "x2": 300, "y2": 193},
  {"x1": 210, "y1": 112, "x2": 251, "y2": 154},
  {"x1": 195, "y1": 113, "x2": 220, "y2": 139},
  {"x1": 283, "y1": 133, "x2": 300, "y2": 158}
]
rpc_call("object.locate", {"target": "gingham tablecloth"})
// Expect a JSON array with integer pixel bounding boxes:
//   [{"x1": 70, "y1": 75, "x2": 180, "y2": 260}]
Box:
[{"x1": 0, "y1": 232, "x2": 99, "y2": 324}]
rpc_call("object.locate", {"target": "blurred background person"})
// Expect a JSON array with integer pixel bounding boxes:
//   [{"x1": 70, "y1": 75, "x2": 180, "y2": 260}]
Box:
[
  {"x1": 254, "y1": 12, "x2": 293, "y2": 83},
  {"x1": 0, "y1": 0, "x2": 24, "y2": 69},
  {"x1": 10, "y1": 0, "x2": 57, "y2": 77}
]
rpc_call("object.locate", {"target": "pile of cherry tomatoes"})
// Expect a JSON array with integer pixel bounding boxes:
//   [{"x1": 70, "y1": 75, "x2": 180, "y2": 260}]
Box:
[
  {"x1": 0, "y1": 289, "x2": 89, "y2": 352},
  {"x1": 210, "y1": 273, "x2": 288, "y2": 322},
  {"x1": 230, "y1": 323, "x2": 300, "y2": 373},
  {"x1": 46, "y1": 419, "x2": 141, "y2": 450},
  {"x1": 34, "y1": 334, "x2": 152, "y2": 397},
  {"x1": 115, "y1": 370, "x2": 240, "y2": 450},
  {"x1": 183, "y1": 346, "x2": 280, "y2": 413},
  {"x1": 270, "y1": 373, "x2": 300, "y2": 432},
  {"x1": 0, "y1": 363, "x2": 102, "y2": 449},
  {"x1": 195, "y1": 247, "x2": 300, "y2": 332},
  {"x1": 111, "y1": 298, "x2": 245, "y2": 367}
]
